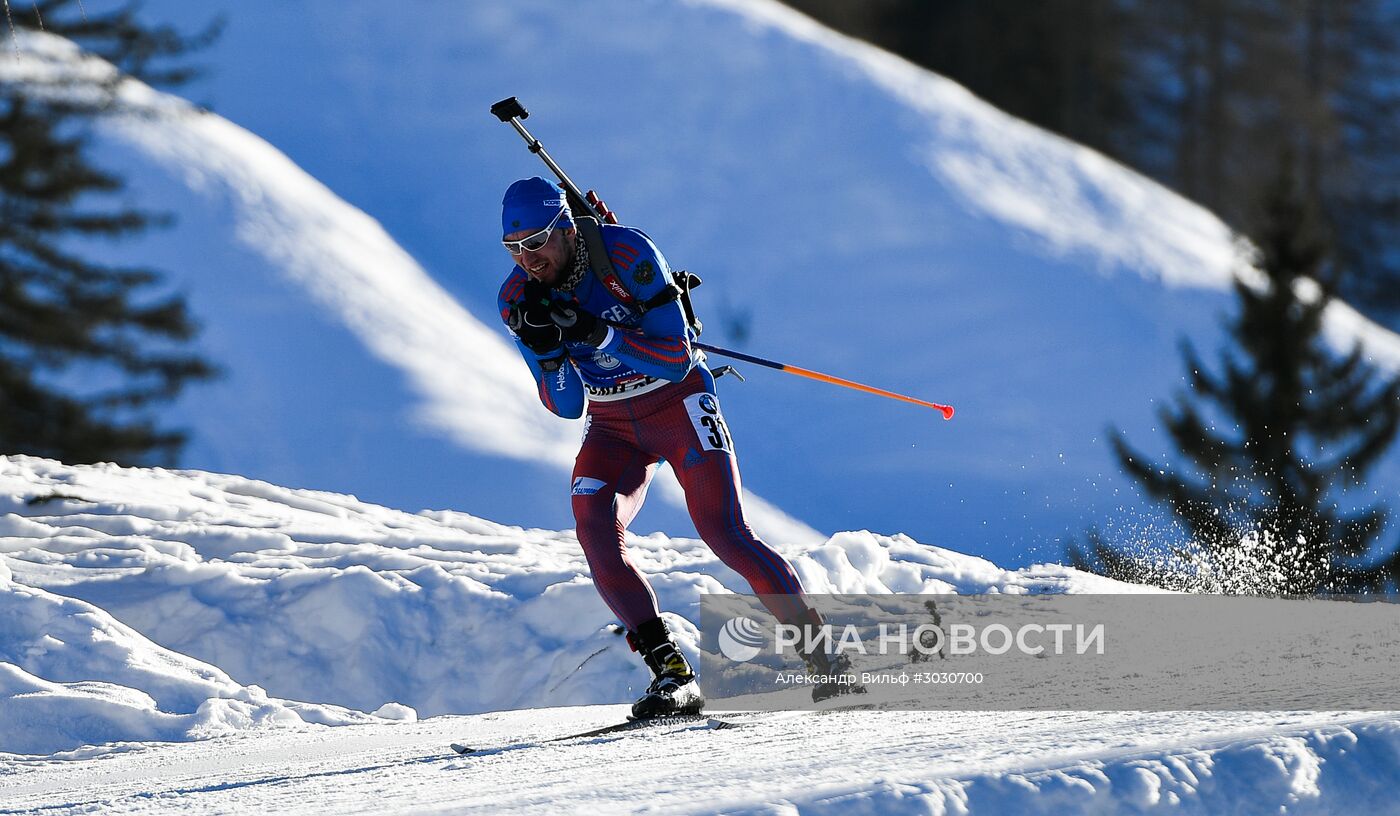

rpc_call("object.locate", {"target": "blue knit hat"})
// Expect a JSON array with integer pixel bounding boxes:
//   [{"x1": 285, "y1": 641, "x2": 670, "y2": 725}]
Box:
[{"x1": 502, "y1": 177, "x2": 573, "y2": 238}]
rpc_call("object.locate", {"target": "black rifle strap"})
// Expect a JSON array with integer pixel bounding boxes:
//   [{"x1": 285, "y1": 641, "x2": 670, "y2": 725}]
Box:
[
  {"x1": 574, "y1": 217, "x2": 631, "y2": 305},
  {"x1": 642, "y1": 284, "x2": 682, "y2": 311}
]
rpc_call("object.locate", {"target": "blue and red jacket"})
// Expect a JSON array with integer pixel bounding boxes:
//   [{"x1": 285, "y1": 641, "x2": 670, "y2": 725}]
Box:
[{"x1": 497, "y1": 224, "x2": 701, "y2": 419}]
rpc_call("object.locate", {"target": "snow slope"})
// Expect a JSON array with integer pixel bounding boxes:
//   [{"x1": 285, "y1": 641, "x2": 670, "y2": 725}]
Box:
[
  {"x1": 0, "y1": 455, "x2": 1123, "y2": 728},
  {"x1": 58, "y1": 0, "x2": 1396, "y2": 566},
  {"x1": 0, "y1": 572, "x2": 392, "y2": 756},
  {"x1": 6, "y1": 707, "x2": 1400, "y2": 815},
  {"x1": 3, "y1": 458, "x2": 1399, "y2": 814}
]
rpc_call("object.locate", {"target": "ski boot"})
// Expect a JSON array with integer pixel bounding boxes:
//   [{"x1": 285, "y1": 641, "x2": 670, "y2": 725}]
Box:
[
  {"x1": 802, "y1": 648, "x2": 866, "y2": 702},
  {"x1": 627, "y1": 617, "x2": 705, "y2": 720},
  {"x1": 796, "y1": 608, "x2": 866, "y2": 703}
]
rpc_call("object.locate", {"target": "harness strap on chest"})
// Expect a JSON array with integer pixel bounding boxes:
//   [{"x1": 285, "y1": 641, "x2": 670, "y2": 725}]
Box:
[
  {"x1": 575, "y1": 216, "x2": 702, "y2": 333},
  {"x1": 575, "y1": 217, "x2": 633, "y2": 305}
]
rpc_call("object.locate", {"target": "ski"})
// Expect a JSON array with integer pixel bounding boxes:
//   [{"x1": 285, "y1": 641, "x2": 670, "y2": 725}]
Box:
[{"x1": 450, "y1": 713, "x2": 737, "y2": 756}]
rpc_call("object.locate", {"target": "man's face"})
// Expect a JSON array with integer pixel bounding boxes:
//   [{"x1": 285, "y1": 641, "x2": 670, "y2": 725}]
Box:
[{"x1": 505, "y1": 226, "x2": 575, "y2": 287}]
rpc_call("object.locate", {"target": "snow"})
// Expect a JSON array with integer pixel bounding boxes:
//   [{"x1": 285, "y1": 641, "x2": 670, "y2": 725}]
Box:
[
  {"x1": 0, "y1": 455, "x2": 1117, "y2": 728},
  {"x1": 0, "y1": 566, "x2": 384, "y2": 756},
  {"x1": 3, "y1": 457, "x2": 1399, "y2": 813},
  {"x1": 1, "y1": 2, "x2": 1399, "y2": 812},
  {"x1": 699, "y1": 0, "x2": 1243, "y2": 292},
  {"x1": 0, "y1": 28, "x2": 822, "y2": 556},
  {"x1": 42, "y1": 0, "x2": 1396, "y2": 562},
  {"x1": 4, "y1": 704, "x2": 1398, "y2": 814}
]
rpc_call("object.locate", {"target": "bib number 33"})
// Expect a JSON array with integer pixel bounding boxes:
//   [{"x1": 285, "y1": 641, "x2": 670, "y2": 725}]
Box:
[{"x1": 684, "y1": 392, "x2": 734, "y2": 454}]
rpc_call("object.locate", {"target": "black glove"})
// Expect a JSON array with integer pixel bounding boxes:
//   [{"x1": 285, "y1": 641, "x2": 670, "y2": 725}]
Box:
[
  {"x1": 549, "y1": 301, "x2": 610, "y2": 346},
  {"x1": 508, "y1": 281, "x2": 564, "y2": 356}
]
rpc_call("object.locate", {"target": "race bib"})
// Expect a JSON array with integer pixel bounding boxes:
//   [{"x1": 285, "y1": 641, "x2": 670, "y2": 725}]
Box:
[{"x1": 684, "y1": 392, "x2": 734, "y2": 454}]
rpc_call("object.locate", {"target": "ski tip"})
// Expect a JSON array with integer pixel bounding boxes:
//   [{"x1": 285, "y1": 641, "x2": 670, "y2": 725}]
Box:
[{"x1": 449, "y1": 743, "x2": 476, "y2": 755}]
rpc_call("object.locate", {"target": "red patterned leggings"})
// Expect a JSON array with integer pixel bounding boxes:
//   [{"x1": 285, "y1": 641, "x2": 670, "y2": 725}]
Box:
[{"x1": 571, "y1": 368, "x2": 810, "y2": 631}]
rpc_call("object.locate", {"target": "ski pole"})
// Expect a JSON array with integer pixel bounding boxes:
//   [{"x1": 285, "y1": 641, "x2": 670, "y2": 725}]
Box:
[
  {"x1": 491, "y1": 96, "x2": 602, "y2": 221},
  {"x1": 695, "y1": 342, "x2": 955, "y2": 420},
  {"x1": 491, "y1": 97, "x2": 956, "y2": 420}
]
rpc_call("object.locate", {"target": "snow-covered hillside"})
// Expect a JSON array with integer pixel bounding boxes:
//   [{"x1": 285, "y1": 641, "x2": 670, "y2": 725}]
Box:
[
  {"x1": 50, "y1": 0, "x2": 1393, "y2": 567},
  {"x1": 0, "y1": 455, "x2": 1122, "y2": 733},
  {"x1": 3, "y1": 457, "x2": 1399, "y2": 815},
  {"x1": 0, "y1": 570, "x2": 395, "y2": 756}
]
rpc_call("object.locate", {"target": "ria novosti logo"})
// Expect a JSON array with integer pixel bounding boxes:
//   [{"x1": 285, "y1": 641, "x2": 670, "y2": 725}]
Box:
[
  {"x1": 715, "y1": 618, "x2": 1105, "y2": 661},
  {"x1": 718, "y1": 616, "x2": 766, "y2": 662}
]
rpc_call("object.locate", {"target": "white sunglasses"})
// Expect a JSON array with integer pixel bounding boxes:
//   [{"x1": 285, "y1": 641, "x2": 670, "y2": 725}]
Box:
[{"x1": 502, "y1": 207, "x2": 567, "y2": 254}]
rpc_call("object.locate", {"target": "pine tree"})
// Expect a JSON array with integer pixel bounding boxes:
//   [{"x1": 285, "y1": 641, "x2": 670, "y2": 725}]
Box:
[
  {"x1": 0, "y1": 2, "x2": 220, "y2": 465},
  {"x1": 1124, "y1": 0, "x2": 1400, "y2": 324},
  {"x1": 1075, "y1": 159, "x2": 1400, "y2": 593}
]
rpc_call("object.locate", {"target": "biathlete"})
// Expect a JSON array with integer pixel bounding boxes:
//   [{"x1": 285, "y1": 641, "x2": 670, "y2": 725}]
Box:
[{"x1": 495, "y1": 176, "x2": 858, "y2": 717}]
